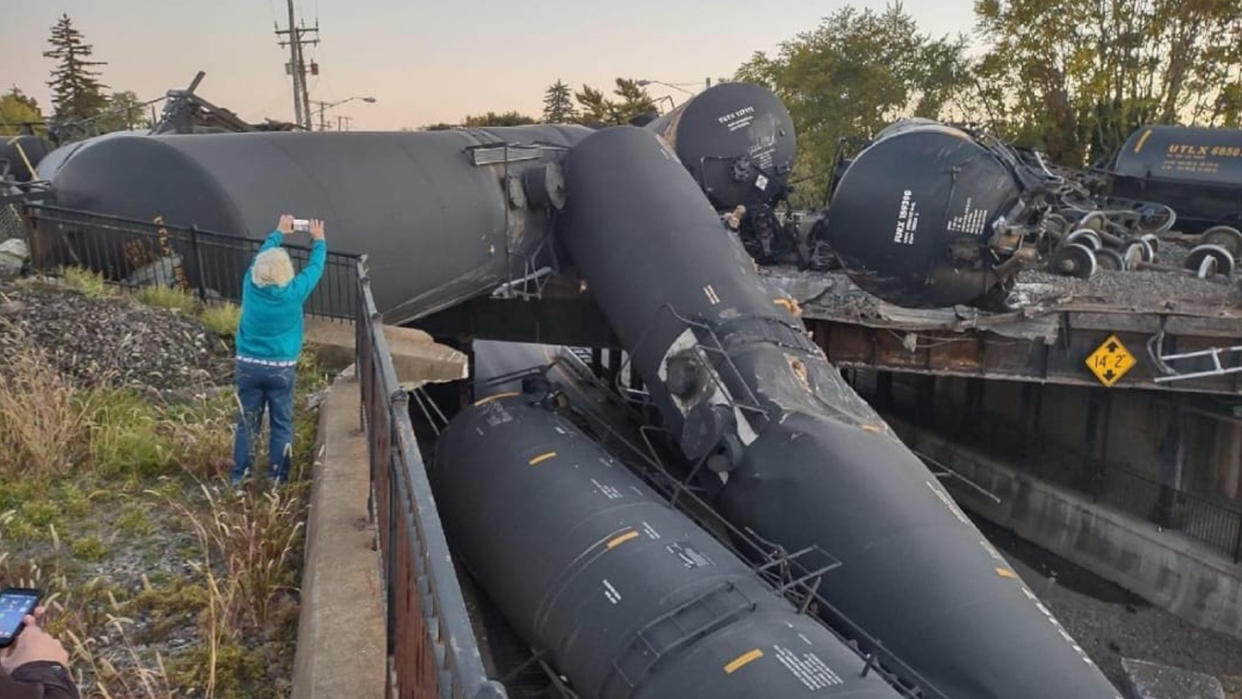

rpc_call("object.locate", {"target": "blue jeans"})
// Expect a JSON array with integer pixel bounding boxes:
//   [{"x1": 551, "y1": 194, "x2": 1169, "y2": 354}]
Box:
[{"x1": 231, "y1": 360, "x2": 297, "y2": 484}]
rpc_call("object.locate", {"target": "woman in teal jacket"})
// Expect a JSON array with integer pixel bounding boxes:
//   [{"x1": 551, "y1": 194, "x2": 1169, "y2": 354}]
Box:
[{"x1": 231, "y1": 214, "x2": 326, "y2": 486}]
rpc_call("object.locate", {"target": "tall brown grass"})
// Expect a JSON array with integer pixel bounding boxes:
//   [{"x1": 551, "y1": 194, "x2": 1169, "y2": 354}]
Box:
[
  {"x1": 167, "y1": 482, "x2": 304, "y2": 696},
  {"x1": 0, "y1": 348, "x2": 98, "y2": 477}
]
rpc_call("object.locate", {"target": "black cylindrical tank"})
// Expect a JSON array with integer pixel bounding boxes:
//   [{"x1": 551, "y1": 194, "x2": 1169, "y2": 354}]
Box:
[
  {"x1": 432, "y1": 386, "x2": 901, "y2": 699},
  {"x1": 40, "y1": 126, "x2": 588, "y2": 322},
  {"x1": 558, "y1": 126, "x2": 1121, "y2": 699},
  {"x1": 1112, "y1": 124, "x2": 1242, "y2": 232},
  {"x1": 825, "y1": 121, "x2": 1021, "y2": 307},
  {"x1": 0, "y1": 135, "x2": 52, "y2": 183},
  {"x1": 646, "y1": 83, "x2": 795, "y2": 210}
]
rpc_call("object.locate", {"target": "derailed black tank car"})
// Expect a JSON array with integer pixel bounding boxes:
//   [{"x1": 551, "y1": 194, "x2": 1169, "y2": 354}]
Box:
[
  {"x1": 431, "y1": 389, "x2": 902, "y2": 699},
  {"x1": 825, "y1": 121, "x2": 1024, "y2": 307},
  {"x1": 558, "y1": 126, "x2": 1122, "y2": 699},
  {"x1": 646, "y1": 82, "x2": 796, "y2": 211},
  {"x1": 39, "y1": 126, "x2": 588, "y2": 322},
  {"x1": 1111, "y1": 124, "x2": 1242, "y2": 232}
]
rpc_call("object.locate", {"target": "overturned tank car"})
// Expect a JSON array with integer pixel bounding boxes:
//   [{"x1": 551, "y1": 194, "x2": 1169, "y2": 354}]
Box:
[
  {"x1": 646, "y1": 82, "x2": 799, "y2": 263},
  {"x1": 557, "y1": 125, "x2": 1122, "y2": 698},
  {"x1": 821, "y1": 119, "x2": 1210, "y2": 308}
]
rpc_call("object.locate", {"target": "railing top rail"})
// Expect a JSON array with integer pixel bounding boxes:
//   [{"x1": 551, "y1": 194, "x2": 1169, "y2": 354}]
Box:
[{"x1": 25, "y1": 203, "x2": 363, "y2": 259}]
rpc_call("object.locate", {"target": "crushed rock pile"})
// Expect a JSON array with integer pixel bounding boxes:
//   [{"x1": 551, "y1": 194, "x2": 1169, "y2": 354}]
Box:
[{"x1": 0, "y1": 279, "x2": 231, "y2": 390}]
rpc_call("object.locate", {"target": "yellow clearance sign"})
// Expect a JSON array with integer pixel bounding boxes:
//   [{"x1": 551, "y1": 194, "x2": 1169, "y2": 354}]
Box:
[{"x1": 1086, "y1": 335, "x2": 1136, "y2": 387}]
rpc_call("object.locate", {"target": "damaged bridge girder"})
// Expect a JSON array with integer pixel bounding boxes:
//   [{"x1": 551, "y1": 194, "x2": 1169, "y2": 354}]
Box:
[{"x1": 808, "y1": 312, "x2": 1242, "y2": 396}]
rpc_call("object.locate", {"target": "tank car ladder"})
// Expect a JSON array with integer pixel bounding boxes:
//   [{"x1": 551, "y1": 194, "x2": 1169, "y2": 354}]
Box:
[{"x1": 1148, "y1": 329, "x2": 1242, "y2": 383}]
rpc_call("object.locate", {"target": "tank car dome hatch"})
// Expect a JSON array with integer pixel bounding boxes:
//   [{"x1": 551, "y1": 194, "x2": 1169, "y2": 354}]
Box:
[
  {"x1": 646, "y1": 82, "x2": 796, "y2": 211},
  {"x1": 825, "y1": 121, "x2": 1024, "y2": 308},
  {"x1": 1111, "y1": 124, "x2": 1242, "y2": 233}
]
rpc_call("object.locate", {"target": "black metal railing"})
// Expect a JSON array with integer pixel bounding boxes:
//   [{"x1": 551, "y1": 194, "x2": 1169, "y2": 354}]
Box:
[
  {"x1": 1098, "y1": 465, "x2": 1242, "y2": 563},
  {"x1": 355, "y1": 261, "x2": 505, "y2": 699},
  {"x1": 884, "y1": 397, "x2": 1242, "y2": 564},
  {"x1": 23, "y1": 204, "x2": 358, "y2": 319}
]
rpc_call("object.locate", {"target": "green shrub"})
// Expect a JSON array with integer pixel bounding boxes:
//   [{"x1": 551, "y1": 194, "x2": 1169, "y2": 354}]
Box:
[
  {"x1": 0, "y1": 513, "x2": 40, "y2": 544},
  {"x1": 88, "y1": 389, "x2": 175, "y2": 478},
  {"x1": 20, "y1": 500, "x2": 61, "y2": 528},
  {"x1": 135, "y1": 284, "x2": 198, "y2": 314},
  {"x1": 61, "y1": 267, "x2": 114, "y2": 298},
  {"x1": 116, "y1": 502, "x2": 154, "y2": 535},
  {"x1": 58, "y1": 484, "x2": 91, "y2": 518},
  {"x1": 70, "y1": 536, "x2": 107, "y2": 561},
  {"x1": 199, "y1": 303, "x2": 241, "y2": 337}
]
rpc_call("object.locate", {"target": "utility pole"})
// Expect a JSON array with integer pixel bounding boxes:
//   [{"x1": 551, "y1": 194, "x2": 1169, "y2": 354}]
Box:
[
  {"x1": 338, "y1": 115, "x2": 352, "y2": 131},
  {"x1": 275, "y1": 0, "x2": 319, "y2": 130}
]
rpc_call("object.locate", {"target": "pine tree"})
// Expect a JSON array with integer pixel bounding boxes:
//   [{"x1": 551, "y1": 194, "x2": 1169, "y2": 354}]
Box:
[
  {"x1": 612, "y1": 78, "x2": 657, "y2": 125},
  {"x1": 542, "y1": 80, "x2": 576, "y2": 123},
  {"x1": 43, "y1": 14, "x2": 108, "y2": 123},
  {"x1": 574, "y1": 85, "x2": 618, "y2": 125}
]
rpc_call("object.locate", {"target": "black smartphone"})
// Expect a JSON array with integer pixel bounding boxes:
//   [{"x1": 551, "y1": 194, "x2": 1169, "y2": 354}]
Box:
[{"x1": 0, "y1": 587, "x2": 42, "y2": 648}]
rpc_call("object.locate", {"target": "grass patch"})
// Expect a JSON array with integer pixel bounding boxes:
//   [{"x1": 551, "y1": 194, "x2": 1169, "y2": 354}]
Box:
[
  {"x1": 116, "y1": 502, "x2": 154, "y2": 535},
  {"x1": 60, "y1": 266, "x2": 114, "y2": 298},
  {"x1": 135, "y1": 284, "x2": 198, "y2": 314},
  {"x1": 199, "y1": 303, "x2": 241, "y2": 338},
  {"x1": 0, "y1": 345, "x2": 324, "y2": 698},
  {"x1": 70, "y1": 536, "x2": 107, "y2": 561},
  {"x1": 0, "y1": 349, "x2": 97, "y2": 477},
  {"x1": 88, "y1": 388, "x2": 176, "y2": 479}
]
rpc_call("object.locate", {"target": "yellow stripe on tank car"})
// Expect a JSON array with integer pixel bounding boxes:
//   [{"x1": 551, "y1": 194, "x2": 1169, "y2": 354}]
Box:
[
  {"x1": 996, "y1": 567, "x2": 1018, "y2": 579},
  {"x1": 1133, "y1": 128, "x2": 1153, "y2": 153},
  {"x1": 606, "y1": 529, "x2": 639, "y2": 549},
  {"x1": 723, "y1": 648, "x2": 764, "y2": 674},
  {"x1": 528, "y1": 451, "x2": 557, "y2": 466},
  {"x1": 473, "y1": 391, "x2": 519, "y2": 406}
]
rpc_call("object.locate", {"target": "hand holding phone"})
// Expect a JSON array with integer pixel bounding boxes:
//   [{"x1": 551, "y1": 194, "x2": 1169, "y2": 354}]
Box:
[{"x1": 0, "y1": 587, "x2": 41, "y2": 648}]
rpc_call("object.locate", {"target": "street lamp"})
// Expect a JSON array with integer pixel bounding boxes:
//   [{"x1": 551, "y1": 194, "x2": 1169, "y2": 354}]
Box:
[{"x1": 311, "y1": 96, "x2": 377, "y2": 131}]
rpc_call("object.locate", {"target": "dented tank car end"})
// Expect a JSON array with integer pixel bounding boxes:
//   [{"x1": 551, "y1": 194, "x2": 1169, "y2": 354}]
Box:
[
  {"x1": 825, "y1": 121, "x2": 1022, "y2": 308},
  {"x1": 647, "y1": 82, "x2": 796, "y2": 212}
]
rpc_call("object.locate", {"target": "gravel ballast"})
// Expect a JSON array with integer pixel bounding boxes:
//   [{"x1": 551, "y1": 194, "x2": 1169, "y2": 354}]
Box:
[
  {"x1": 0, "y1": 279, "x2": 230, "y2": 389},
  {"x1": 976, "y1": 516, "x2": 1242, "y2": 694}
]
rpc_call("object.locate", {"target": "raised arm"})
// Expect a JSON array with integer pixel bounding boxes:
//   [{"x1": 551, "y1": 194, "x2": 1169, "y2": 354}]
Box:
[{"x1": 288, "y1": 218, "x2": 327, "y2": 301}]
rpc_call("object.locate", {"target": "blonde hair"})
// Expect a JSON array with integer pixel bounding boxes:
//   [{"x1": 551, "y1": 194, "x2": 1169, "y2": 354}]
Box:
[{"x1": 252, "y1": 248, "x2": 295, "y2": 287}]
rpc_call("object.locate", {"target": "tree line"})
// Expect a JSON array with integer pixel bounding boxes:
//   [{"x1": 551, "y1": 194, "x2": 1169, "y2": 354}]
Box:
[
  {"x1": 1, "y1": 14, "x2": 148, "y2": 139},
  {"x1": 9, "y1": 1, "x2": 1242, "y2": 202},
  {"x1": 741, "y1": 0, "x2": 1242, "y2": 203},
  {"x1": 428, "y1": 77, "x2": 661, "y2": 130}
]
